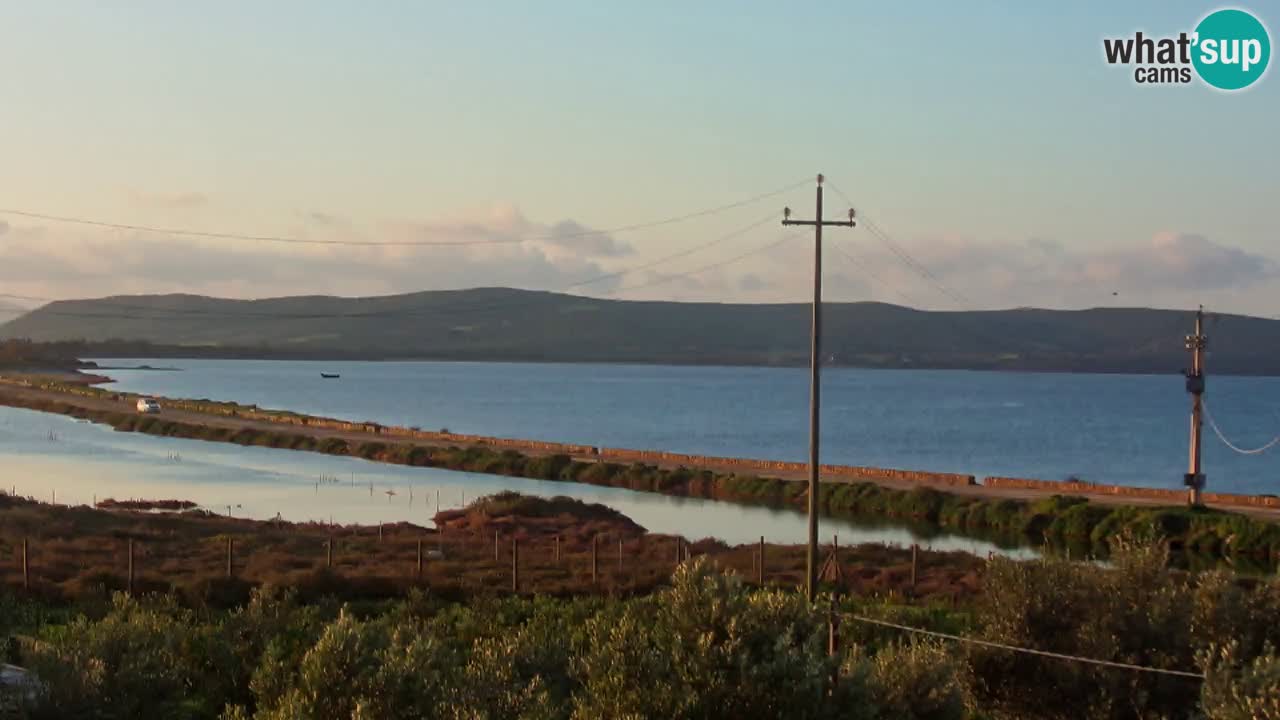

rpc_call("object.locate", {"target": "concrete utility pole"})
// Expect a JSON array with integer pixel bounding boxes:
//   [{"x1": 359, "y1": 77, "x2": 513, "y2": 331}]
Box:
[
  {"x1": 782, "y1": 174, "x2": 855, "y2": 602},
  {"x1": 1184, "y1": 306, "x2": 1208, "y2": 506}
]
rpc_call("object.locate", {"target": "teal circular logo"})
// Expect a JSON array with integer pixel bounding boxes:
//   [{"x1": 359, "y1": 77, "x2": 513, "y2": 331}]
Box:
[{"x1": 1192, "y1": 9, "x2": 1271, "y2": 90}]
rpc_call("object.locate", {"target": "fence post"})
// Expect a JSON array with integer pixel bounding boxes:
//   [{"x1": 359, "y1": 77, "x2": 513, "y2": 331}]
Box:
[
  {"x1": 416, "y1": 538, "x2": 424, "y2": 580},
  {"x1": 758, "y1": 536, "x2": 765, "y2": 585},
  {"x1": 592, "y1": 535, "x2": 599, "y2": 585},
  {"x1": 828, "y1": 601, "x2": 841, "y2": 693},
  {"x1": 379, "y1": 524, "x2": 384, "y2": 542},
  {"x1": 494, "y1": 530, "x2": 500, "y2": 563},
  {"x1": 617, "y1": 537, "x2": 624, "y2": 574},
  {"x1": 326, "y1": 537, "x2": 334, "y2": 569},
  {"x1": 554, "y1": 534, "x2": 560, "y2": 564},
  {"x1": 675, "y1": 537, "x2": 682, "y2": 566},
  {"x1": 512, "y1": 537, "x2": 520, "y2": 593},
  {"x1": 21, "y1": 538, "x2": 29, "y2": 591},
  {"x1": 910, "y1": 544, "x2": 919, "y2": 591},
  {"x1": 127, "y1": 539, "x2": 135, "y2": 596},
  {"x1": 226, "y1": 537, "x2": 234, "y2": 579}
]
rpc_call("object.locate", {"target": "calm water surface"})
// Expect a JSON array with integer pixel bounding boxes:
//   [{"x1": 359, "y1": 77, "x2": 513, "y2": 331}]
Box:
[
  {"x1": 94, "y1": 359, "x2": 1280, "y2": 494},
  {"x1": 1, "y1": 406, "x2": 1024, "y2": 555}
]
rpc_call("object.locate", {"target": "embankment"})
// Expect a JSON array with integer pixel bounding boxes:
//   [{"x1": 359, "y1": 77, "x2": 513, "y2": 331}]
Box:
[
  {"x1": 984, "y1": 476, "x2": 1280, "y2": 509},
  {"x1": 3, "y1": 380, "x2": 1280, "y2": 562}
]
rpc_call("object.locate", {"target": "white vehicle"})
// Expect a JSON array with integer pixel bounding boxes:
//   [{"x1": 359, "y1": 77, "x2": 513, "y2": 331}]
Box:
[{"x1": 136, "y1": 398, "x2": 161, "y2": 414}]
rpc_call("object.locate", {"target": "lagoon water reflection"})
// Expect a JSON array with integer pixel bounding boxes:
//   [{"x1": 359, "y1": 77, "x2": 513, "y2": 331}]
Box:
[{"x1": 1, "y1": 406, "x2": 1031, "y2": 557}]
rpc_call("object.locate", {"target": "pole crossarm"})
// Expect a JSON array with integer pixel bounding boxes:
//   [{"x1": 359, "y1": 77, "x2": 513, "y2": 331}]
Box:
[{"x1": 782, "y1": 220, "x2": 856, "y2": 227}]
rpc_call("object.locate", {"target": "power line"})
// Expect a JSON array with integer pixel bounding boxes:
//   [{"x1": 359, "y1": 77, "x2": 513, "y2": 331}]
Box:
[
  {"x1": 0, "y1": 178, "x2": 809, "y2": 248},
  {"x1": 0, "y1": 216, "x2": 789, "y2": 321},
  {"x1": 846, "y1": 614, "x2": 1205, "y2": 680},
  {"x1": 1203, "y1": 400, "x2": 1280, "y2": 455},
  {"x1": 564, "y1": 213, "x2": 776, "y2": 290},
  {"x1": 827, "y1": 239, "x2": 922, "y2": 308},
  {"x1": 605, "y1": 232, "x2": 799, "y2": 294},
  {"x1": 825, "y1": 182, "x2": 970, "y2": 307},
  {"x1": 865, "y1": 220, "x2": 971, "y2": 306}
]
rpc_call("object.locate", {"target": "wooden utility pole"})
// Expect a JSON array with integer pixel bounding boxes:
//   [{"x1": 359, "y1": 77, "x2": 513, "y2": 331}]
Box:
[
  {"x1": 1184, "y1": 306, "x2": 1208, "y2": 506},
  {"x1": 782, "y1": 173, "x2": 856, "y2": 602}
]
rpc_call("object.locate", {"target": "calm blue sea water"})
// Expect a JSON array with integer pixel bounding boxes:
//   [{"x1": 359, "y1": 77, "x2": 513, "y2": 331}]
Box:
[{"x1": 92, "y1": 359, "x2": 1280, "y2": 495}]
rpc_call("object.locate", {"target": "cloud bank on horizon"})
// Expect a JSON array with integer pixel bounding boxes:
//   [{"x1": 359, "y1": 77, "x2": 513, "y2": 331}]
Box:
[{"x1": 1, "y1": 200, "x2": 1274, "y2": 317}]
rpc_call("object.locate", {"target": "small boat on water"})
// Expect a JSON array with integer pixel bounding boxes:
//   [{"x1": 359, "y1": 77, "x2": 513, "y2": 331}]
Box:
[{"x1": 320, "y1": 373, "x2": 341, "y2": 379}]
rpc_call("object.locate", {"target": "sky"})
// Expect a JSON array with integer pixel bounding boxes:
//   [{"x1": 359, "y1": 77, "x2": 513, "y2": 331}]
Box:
[{"x1": 0, "y1": 1, "x2": 1276, "y2": 315}]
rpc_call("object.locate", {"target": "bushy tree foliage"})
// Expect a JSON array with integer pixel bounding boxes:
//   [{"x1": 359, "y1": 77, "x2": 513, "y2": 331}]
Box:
[{"x1": 8, "y1": 550, "x2": 1280, "y2": 719}]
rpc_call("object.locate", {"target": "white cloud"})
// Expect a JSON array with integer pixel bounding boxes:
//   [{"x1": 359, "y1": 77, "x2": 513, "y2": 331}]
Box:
[
  {"x1": 822, "y1": 231, "x2": 1279, "y2": 311},
  {"x1": 0, "y1": 205, "x2": 633, "y2": 301},
  {"x1": 2, "y1": 203, "x2": 1276, "y2": 318}
]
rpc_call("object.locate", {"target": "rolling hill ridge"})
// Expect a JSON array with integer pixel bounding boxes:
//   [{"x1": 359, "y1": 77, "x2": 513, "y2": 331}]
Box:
[{"x1": 2, "y1": 288, "x2": 1278, "y2": 374}]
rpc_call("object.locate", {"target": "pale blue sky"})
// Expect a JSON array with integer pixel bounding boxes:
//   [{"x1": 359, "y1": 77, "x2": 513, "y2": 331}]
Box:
[{"x1": 0, "y1": 2, "x2": 1275, "y2": 313}]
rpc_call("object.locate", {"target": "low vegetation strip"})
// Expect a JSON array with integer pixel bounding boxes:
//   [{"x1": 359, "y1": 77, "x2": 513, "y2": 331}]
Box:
[
  {"x1": 4, "y1": 386, "x2": 1280, "y2": 563},
  {"x1": 0, "y1": 492, "x2": 979, "y2": 604},
  {"x1": 2, "y1": 534, "x2": 1278, "y2": 719}
]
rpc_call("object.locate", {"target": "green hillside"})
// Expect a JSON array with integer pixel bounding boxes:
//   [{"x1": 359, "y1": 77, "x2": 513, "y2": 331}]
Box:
[{"x1": 2, "y1": 287, "x2": 1277, "y2": 373}]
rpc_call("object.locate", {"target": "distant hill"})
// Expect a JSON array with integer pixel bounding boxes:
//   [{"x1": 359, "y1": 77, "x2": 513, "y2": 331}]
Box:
[
  {"x1": 0, "y1": 300, "x2": 28, "y2": 326},
  {"x1": 2, "y1": 287, "x2": 1278, "y2": 374}
]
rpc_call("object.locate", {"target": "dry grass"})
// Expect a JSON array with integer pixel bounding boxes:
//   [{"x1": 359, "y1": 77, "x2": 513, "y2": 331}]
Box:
[{"x1": 0, "y1": 492, "x2": 985, "y2": 607}]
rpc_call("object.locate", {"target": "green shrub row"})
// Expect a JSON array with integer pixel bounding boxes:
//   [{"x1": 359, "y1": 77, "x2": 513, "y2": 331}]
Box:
[{"x1": 6, "y1": 544, "x2": 1280, "y2": 719}]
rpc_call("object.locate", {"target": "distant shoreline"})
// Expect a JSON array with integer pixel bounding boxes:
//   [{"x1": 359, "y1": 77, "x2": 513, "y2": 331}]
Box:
[
  {"x1": 92, "y1": 364, "x2": 183, "y2": 372},
  {"x1": 69, "y1": 353, "x2": 1280, "y2": 379}
]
